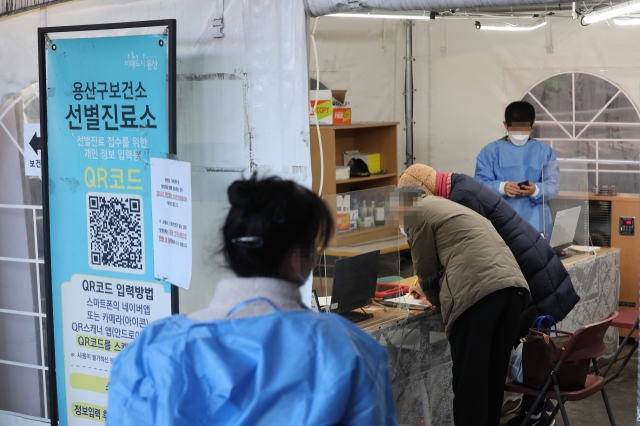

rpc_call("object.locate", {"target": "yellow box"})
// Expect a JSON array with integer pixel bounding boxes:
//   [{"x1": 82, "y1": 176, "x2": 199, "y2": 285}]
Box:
[{"x1": 343, "y1": 151, "x2": 381, "y2": 174}]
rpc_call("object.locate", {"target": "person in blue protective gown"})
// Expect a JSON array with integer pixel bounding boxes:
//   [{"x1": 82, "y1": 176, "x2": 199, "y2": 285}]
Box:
[
  {"x1": 107, "y1": 174, "x2": 398, "y2": 426},
  {"x1": 475, "y1": 101, "x2": 559, "y2": 233}
]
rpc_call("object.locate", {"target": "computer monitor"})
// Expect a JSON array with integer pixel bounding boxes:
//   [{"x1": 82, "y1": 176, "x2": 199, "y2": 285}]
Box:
[
  {"x1": 329, "y1": 250, "x2": 380, "y2": 316},
  {"x1": 549, "y1": 206, "x2": 582, "y2": 252}
]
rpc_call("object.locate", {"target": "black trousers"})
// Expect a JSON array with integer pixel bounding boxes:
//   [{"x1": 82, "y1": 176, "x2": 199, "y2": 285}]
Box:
[{"x1": 449, "y1": 287, "x2": 525, "y2": 426}]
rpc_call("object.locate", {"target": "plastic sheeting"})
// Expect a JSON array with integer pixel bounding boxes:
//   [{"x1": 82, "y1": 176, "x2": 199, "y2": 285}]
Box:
[
  {"x1": 474, "y1": 139, "x2": 558, "y2": 232},
  {"x1": 0, "y1": 0, "x2": 311, "y2": 423},
  {"x1": 310, "y1": 15, "x2": 640, "y2": 422},
  {"x1": 309, "y1": 17, "x2": 640, "y2": 175},
  {"x1": 107, "y1": 310, "x2": 398, "y2": 426},
  {"x1": 303, "y1": 0, "x2": 574, "y2": 17},
  {"x1": 369, "y1": 249, "x2": 620, "y2": 426}
]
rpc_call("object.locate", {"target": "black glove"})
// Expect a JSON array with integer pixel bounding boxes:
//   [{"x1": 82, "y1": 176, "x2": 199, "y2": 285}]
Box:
[{"x1": 419, "y1": 267, "x2": 444, "y2": 308}]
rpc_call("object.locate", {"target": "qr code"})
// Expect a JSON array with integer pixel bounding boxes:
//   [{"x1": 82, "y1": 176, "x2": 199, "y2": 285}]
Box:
[{"x1": 87, "y1": 192, "x2": 145, "y2": 274}]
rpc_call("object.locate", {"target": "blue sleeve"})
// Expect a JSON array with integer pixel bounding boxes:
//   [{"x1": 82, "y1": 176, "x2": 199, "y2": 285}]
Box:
[
  {"x1": 341, "y1": 339, "x2": 399, "y2": 426},
  {"x1": 474, "y1": 144, "x2": 504, "y2": 196},
  {"x1": 531, "y1": 149, "x2": 559, "y2": 205},
  {"x1": 106, "y1": 333, "x2": 155, "y2": 426}
]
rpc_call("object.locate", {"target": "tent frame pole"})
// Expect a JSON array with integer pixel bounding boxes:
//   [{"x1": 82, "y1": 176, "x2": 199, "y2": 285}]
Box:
[{"x1": 404, "y1": 20, "x2": 415, "y2": 167}]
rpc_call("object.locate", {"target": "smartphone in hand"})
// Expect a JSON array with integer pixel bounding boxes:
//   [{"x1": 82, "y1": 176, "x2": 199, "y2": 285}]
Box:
[{"x1": 517, "y1": 180, "x2": 530, "y2": 189}]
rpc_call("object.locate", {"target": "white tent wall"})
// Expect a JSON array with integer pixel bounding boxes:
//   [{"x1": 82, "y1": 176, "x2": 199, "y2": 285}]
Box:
[
  {"x1": 0, "y1": 0, "x2": 309, "y2": 422},
  {"x1": 308, "y1": 17, "x2": 408, "y2": 172},
  {"x1": 426, "y1": 18, "x2": 640, "y2": 175},
  {"x1": 311, "y1": 16, "x2": 640, "y2": 175},
  {"x1": 312, "y1": 16, "x2": 640, "y2": 424},
  {"x1": 0, "y1": 0, "x2": 310, "y2": 314}
]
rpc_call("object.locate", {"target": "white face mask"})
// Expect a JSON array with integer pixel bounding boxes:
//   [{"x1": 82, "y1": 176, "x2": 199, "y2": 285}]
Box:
[
  {"x1": 400, "y1": 227, "x2": 406, "y2": 236},
  {"x1": 508, "y1": 131, "x2": 530, "y2": 146},
  {"x1": 292, "y1": 251, "x2": 319, "y2": 285}
]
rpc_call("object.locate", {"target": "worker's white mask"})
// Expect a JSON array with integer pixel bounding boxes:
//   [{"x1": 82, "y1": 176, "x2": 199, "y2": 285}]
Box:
[
  {"x1": 508, "y1": 131, "x2": 530, "y2": 146},
  {"x1": 400, "y1": 227, "x2": 406, "y2": 236}
]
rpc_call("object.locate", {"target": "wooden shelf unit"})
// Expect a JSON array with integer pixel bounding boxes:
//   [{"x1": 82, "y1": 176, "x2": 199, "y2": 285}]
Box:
[
  {"x1": 310, "y1": 122, "x2": 400, "y2": 247},
  {"x1": 336, "y1": 173, "x2": 398, "y2": 185},
  {"x1": 310, "y1": 122, "x2": 399, "y2": 196}
]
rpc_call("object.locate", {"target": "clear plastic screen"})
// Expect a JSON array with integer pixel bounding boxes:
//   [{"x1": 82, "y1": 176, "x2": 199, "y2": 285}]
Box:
[
  {"x1": 316, "y1": 186, "x2": 451, "y2": 425},
  {"x1": 313, "y1": 186, "x2": 453, "y2": 425},
  {"x1": 314, "y1": 185, "x2": 413, "y2": 313},
  {"x1": 542, "y1": 159, "x2": 590, "y2": 251},
  {"x1": 544, "y1": 158, "x2": 624, "y2": 360}
]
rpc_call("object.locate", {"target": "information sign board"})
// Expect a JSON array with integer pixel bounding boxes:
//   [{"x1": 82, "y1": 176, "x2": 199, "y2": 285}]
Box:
[{"x1": 39, "y1": 21, "x2": 177, "y2": 425}]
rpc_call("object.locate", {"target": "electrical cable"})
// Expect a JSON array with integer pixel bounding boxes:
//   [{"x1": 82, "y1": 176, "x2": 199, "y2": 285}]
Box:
[
  {"x1": 310, "y1": 17, "x2": 324, "y2": 197},
  {"x1": 578, "y1": 0, "x2": 607, "y2": 23},
  {"x1": 322, "y1": 250, "x2": 329, "y2": 314}
]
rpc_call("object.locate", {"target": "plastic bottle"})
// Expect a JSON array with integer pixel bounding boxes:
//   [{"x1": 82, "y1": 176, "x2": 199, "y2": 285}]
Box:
[
  {"x1": 350, "y1": 192, "x2": 359, "y2": 230},
  {"x1": 366, "y1": 196, "x2": 375, "y2": 226},
  {"x1": 375, "y1": 193, "x2": 385, "y2": 226},
  {"x1": 359, "y1": 197, "x2": 367, "y2": 227}
]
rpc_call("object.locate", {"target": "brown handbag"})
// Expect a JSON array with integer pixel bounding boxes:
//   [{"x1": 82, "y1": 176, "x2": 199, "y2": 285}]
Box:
[{"x1": 522, "y1": 328, "x2": 590, "y2": 391}]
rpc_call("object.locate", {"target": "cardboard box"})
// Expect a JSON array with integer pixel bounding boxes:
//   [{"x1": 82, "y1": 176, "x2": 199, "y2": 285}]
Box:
[
  {"x1": 337, "y1": 213, "x2": 351, "y2": 232},
  {"x1": 310, "y1": 90, "x2": 333, "y2": 125},
  {"x1": 336, "y1": 195, "x2": 351, "y2": 232},
  {"x1": 343, "y1": 150, "x2": 381, "y2": 174},
  {"x1": 310, "y1": 89, "x2": 352, "y2": 125},
  {"x1": 333, "y1": 107, "x2": 351, "y2": 125}
]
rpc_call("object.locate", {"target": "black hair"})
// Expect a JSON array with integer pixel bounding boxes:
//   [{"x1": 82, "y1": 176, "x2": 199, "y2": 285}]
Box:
[
  {"x1": 222, "y1": 173, "x2": 334, "y2": 278},
  {"x1": 505, "y1": 101, "x2": 536, "y2": 126}
]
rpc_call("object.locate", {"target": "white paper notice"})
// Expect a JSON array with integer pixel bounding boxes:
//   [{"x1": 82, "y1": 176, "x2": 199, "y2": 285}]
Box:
[
  {"x1": 23, "y1": 123, "x2": 42, "y2": 178},
  {"x1": 150, "y1": 158, "x2": 193, "y2": 289}
]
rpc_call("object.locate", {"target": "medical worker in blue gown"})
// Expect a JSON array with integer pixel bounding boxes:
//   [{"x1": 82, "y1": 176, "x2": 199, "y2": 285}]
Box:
[
  {"x1": 475, "y1": 101, "x2": 559, "y2": 233},
  {"x1": 107, "y1": 174, "x2": 398, "y2": 426}
]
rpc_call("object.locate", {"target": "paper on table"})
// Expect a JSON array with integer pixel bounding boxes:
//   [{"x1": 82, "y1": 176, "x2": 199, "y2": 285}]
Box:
[
  {"x1": 569, "y1": 245, "x2": 600, "y2": 253},
  {"x1": 150, "y1": 158, "x2": 193, "y2": 290},
  {"x1": 384, "y1": 295, "x2": 432, "y2": 310},
  {"x1": 317, "y1": 296, "x2": 332, "y2": 307}
]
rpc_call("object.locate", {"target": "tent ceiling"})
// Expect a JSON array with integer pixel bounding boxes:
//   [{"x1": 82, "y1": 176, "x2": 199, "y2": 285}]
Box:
[
  {"x1": 303, "y1": 0, "x2": 578, "y2": 17},
  {"x1": 303, "y1": 0, "x2": 632, "y2": 18}
]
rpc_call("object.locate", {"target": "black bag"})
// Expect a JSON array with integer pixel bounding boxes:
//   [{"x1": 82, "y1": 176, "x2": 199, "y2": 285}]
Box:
[
  {"x1": 347, "y1": 158, "x2": 370, "y2": 177},
  {"x1": 522, "y1": 316, "x2": 590, "y2": 391}
]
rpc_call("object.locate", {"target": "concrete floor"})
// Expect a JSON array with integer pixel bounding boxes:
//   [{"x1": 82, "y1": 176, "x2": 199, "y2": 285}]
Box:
[{"x1": 500, "y1": 340, "x2": 638, "y2": 426}]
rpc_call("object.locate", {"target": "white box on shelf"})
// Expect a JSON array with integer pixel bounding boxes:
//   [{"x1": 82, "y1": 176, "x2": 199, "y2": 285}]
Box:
[{"x1": 336, "y1": 166, "x2": 350, "y2": 181}]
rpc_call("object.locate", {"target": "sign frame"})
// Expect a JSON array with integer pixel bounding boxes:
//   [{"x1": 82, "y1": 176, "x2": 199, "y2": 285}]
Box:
[{"x1": 37, "y1": 19, "x2": 178, "y2": 425}]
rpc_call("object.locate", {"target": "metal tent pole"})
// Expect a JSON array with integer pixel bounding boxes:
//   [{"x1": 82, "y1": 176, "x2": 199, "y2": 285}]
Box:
[{"x1": 404, "y1": 20, "x2": 415, "y2": 167}]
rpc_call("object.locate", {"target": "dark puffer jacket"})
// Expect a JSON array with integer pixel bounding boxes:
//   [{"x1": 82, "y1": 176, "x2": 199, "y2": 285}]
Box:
[{"x1": 449, "y1": 173, "x2": 580, "y2": 337}]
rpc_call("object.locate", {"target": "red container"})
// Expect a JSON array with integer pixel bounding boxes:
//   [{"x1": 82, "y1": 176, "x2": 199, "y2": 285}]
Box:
[{"x1": 375, "y1": 282, "x2": 409, "y2": 299}]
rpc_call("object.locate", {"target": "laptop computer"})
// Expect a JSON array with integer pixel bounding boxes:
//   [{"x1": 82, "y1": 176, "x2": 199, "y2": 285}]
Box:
[
  {"x1": 317, "y1": 250, "x2": 380, "y2": 323},
  {"x1": 548, "y1": 206, "x2": 582, "y2": 257}
]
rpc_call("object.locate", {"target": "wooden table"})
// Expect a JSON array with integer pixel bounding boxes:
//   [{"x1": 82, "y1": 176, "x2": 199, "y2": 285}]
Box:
[
  {"x1": 557, "y1": 247, "x2": 621, "y2": 355},
  {"x1": 324, "y1": 235, "x2": 409, "y2": 258},
  {"x1": 561, "y1": 246, "x2": 617, "y2": 267},
  {"x1": 355, "y1": 248, "x2": 620, "y2": 426},
  {"x1": 356, "y1": 305, "x2": 433, "y2": 332},
  {"x1": 556, "y1": 192, "x2": 639, "y2": 336}
]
